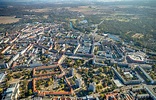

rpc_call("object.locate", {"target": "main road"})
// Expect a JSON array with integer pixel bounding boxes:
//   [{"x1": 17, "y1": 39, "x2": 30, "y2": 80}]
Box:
[{"x1": 91, "y1": 19, "x2": 104, "y2": 36}]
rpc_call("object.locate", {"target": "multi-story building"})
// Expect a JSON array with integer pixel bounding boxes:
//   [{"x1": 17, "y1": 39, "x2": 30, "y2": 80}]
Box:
[
  {"x1": 69, "y1": 68, "x2": 74, "y2": 76},
  {"x1": 2, "y1": 82, "x2": 20, "y2": 100},
  {"x1": 75, "y1": 78, "x2": 82, "y2": 88},
  {"x1": 112, "y1": 67, "x2": 141, "y2": 85},
  {"x1": 137, "y1": 66, "x2": 156, "y2": 84},
  {"x1": 88, "y1": 82, "x2": 96, "y2": 92},
  {"x1": 0, "y1": 72, "x2": 6, "y2": 83}
]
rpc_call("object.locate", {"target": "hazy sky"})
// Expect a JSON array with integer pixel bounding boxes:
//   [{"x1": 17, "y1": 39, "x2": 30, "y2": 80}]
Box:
[
  {"x1": 0, "y1": 0, "x2": 151, "y2": 3},
  {"x1": 0, "y1": 0, "x2": 135, "y2": 2}
]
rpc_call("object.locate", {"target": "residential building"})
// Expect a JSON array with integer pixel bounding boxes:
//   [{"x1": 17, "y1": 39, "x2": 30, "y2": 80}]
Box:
[
  {"x1": 137, "y1": 66, "x2": 156, "y2": 84},
  {"x1": 2, "y1": 82, "x2": 20, "y2": 100},
  {"x1": 0, "y1": 72, "x2": 6, "y2": 83},
  {"x1": 69, "y1": 68, "x2": 74, "y2": 76},
  {"x1": 75, "y1": 78, "x2": 82, "y2": 88},
  {"x1": 112, "y1": 67, "x2": 141, "y2": 85},
  {"x1": 88, "y1": 82, "x2": 96, "y2": 92}
]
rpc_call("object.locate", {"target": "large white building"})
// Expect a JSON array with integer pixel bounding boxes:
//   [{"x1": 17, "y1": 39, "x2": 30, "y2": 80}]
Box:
[
  {"x1": 126, "y1": 52, "x2": 146, "y2": 63},
  {"x1": 2, "y1": 82, "x2": 20, "y2": 100}
]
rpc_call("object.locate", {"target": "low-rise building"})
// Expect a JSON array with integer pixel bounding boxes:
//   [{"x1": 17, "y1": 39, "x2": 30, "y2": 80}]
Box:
[
  {"x1": 0, "y1": 72, "x2": 6, "y2": 83},
  {"x1": 130, "y1": 86, "x2": 150, "y2": 99},
  {"x1": 81, "y1": 95, "x2": 99, "y2": 100},
  {"x1": 105, "y1": 93, "x2": 119, "y2": 100}
]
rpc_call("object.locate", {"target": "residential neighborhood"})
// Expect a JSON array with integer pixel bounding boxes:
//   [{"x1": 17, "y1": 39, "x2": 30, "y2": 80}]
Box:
[{"x1": 0, "y1": 0, "x2": 156, "y2": 100}]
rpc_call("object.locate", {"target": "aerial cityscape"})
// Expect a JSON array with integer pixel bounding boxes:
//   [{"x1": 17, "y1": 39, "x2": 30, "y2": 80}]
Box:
[{"x1": 0, "y1": 0, "x2": 156, "y2": 100}]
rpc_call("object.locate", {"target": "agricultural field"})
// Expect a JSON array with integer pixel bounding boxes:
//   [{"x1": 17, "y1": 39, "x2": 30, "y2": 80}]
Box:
[
  {"x1": 0, "y1": 16, "x2": 21, "y2": 24},
  {"x1": 25, "y1": 8, "x2": 52, "y2": 13},
  {"x1": 68, "y1": 6, "x2": 99, "y2": 15}
]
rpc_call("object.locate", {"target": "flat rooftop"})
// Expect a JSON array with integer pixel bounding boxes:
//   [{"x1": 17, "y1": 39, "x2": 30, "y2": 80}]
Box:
[{"x1": 113, "y1": 79, "x2": 124, "y2": 87}]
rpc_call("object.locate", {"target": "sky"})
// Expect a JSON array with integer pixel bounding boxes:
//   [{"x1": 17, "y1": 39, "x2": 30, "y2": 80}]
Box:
[
  {"x1": 0, "y1": 0, "x2": 135, "y2": 2},
  {"x1": 0, "y1": 0, "x2": 151, "y2": 3}
]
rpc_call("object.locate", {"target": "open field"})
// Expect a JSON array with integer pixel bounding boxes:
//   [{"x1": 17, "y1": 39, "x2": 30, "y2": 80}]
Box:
[
  {"x1": 132, "y1": 33, "x2": 144, "y2": 39},
  {"x1": 0, "y1": 16, "x2": 21, "y2": 24},
  {"x1": 68, "y1": 6, "x2": 98, "y2": 15},
  {"x1": 70, "y1": 19, "x2": 77, "y2": 24},
  {"x1": 25, "y1": 8, "x2": 52, "y2": 13},
  {"x1": 43, "y1": 15, "x2": 48, "y2": 19}
]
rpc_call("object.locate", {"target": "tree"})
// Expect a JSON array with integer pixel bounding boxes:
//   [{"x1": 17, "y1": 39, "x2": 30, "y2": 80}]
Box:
[
  {"x1": 23, "y1": 80, "x2": 28, "y2": 92},
  {"x1": 6, "y1": 73, "x2": 12, "y2": 81},
  {"x1": 50, "y1": 77, "x2": 53, "y2": 82},
  {"x1": 88, "y1": 91, "x2": 92, "y2": 95},
  {"x1": 28, "y1": 89, "x2": 32, "y2": 95},
  {"x1": 100, "y1": 94, "x2": 105, "y2": 99},
  {"x1": 0, "y1": 87, "x2": 3, "y2": 93},
  {"x1": 5, "y1": 81, "x2": 9, "y2": 88},
  {"x1": 47, "y1": 81, "x2": 51, "y2": 87},
  {"x1": 15, "y1": 73, "x2": 21, "y2": 78},
  {"x1": 61, "y1": 84, "x2": 65, "y2": 89},
  {"x1": 0, "y1": 53, "x2": 4, "y2": 59},
  {"x1": 99, "y1": 67, "x2": 103, "y2": 72}
]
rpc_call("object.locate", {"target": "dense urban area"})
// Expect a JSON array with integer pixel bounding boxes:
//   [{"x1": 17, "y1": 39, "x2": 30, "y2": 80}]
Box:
[{"x1": 0, "y1": 0, "x2": 156, "y2": 100}]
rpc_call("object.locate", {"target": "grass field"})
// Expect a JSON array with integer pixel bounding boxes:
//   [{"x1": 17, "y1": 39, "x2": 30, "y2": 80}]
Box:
[
  {"x1": 68, "y1": 6, "x2": 98, "y2": 15},
  {"x1": 0, "y1": 16, "x2": 21, "y2": 24}
]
